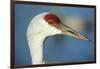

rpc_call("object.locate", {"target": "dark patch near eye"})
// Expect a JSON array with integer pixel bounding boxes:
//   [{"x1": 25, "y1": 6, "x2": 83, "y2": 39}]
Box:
[{"x1": 48, "y1": 20, "x2": 54, "y2": 24}]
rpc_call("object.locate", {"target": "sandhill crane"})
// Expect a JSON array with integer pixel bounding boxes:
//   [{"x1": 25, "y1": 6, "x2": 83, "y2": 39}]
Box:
[{"x1": 27, "y1": 12, "x2": 88, "y2": 64}]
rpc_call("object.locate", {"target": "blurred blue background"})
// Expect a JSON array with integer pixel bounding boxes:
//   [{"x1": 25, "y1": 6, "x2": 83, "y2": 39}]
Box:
[{"x1": 15, "y1": 3, "x2": 95, "y2": 65}]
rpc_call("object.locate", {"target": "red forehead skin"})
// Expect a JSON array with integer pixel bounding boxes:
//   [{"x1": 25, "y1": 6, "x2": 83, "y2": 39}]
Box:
[{"x1": 44, "y1": 14, "x2": 61, "y2": 27}]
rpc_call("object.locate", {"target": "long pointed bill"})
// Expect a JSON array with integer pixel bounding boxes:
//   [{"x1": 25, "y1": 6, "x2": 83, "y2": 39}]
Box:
[{"x1": 59, "y1": 24, "x2": 89, "y2": 40}]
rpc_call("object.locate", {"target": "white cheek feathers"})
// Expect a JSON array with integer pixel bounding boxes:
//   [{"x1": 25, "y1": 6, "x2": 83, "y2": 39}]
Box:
[{"x1": 41, "y1": 19, "x2": 62, "y2": 37}]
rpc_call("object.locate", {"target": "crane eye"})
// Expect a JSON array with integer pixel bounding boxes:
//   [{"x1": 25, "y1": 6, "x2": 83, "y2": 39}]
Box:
[
  {"x1": 49, "y1": 21, "x2": 53, "y2": 25},
  {"x1": 48, "y1": 20, "x2": 54, "y2": 25}
]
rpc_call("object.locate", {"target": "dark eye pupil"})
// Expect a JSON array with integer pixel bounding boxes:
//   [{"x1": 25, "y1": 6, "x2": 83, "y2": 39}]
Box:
[{"x1": 49, "y1": 21, "x2": 53, "y2": 24}]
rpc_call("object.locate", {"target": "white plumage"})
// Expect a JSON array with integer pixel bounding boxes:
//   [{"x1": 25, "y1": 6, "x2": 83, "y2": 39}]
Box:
[{"x1": 27, "y1": 12, "x2": 88, "y2": 64}]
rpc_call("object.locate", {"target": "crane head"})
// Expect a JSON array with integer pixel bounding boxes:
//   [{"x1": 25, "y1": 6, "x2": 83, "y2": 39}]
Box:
[{"x1": 27, "y1": 12, "x2": 88, "y2": 40}]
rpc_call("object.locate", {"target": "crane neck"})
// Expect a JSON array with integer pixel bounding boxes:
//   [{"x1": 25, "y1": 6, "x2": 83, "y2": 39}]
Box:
[{"x1": 27, "y1": 34, "x2": 46, "y2": 64}]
